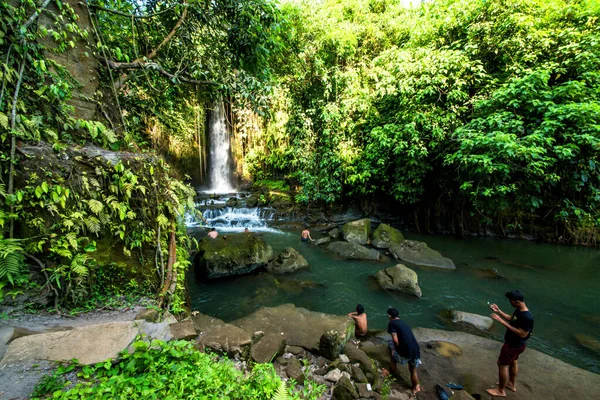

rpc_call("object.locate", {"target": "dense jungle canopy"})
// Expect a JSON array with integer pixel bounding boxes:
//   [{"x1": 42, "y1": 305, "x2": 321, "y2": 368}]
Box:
[{"x1": 0, "y1": 0, "x2": 599, "y2": 312}]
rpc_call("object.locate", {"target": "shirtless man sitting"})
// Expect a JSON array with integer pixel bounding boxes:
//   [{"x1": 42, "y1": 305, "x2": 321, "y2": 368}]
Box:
[{"x1": 347, "y1": 304, "x2": 368, "y2": 337}]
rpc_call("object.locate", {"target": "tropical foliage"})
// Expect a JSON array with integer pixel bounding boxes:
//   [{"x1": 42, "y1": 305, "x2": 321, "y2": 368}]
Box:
[
  {"x1": 236, "y1": 0, "x2": 600, "y2": 244},
  {"x1": 32, "y1": 339, "x2": 325, "y2": 399}
]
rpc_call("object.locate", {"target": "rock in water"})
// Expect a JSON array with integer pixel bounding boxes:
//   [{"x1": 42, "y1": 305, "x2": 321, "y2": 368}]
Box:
[
  {"x1": 329, "y1": 227, "x2": 342, "y2": 239},
  {"x1": 447, "y1": 310, "x2": 494, "y2": 332},
  {"x1": 266, "y1": 247, "x2": 309, "y2": 274},
  {"x1": 327, "y1": 241, "x2": 380, "y2": 260},
  {"x1": 342, "y1": 218, "x2": 372, "y2": 245},
  {"x1": 574, "y1": 334, "x2": 600, "y2": 355},
  {"x1": 195, "y1": 233, "x2": 273, "y2": 279},
  {"x1": 375, "y1": 264, "x2": 422, "y2": 298},
  {"x1": 389, "y1": 240, "x2": 455, "y2": 270},
  {"x1": 371, "y1": 223, "x2": 405, "y2": 249},
  {"x1": 314, "y1": 236, "x2": 331, "y2": 246}
]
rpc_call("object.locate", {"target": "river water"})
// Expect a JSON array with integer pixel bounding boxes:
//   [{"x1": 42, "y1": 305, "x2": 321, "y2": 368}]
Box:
[{"x1": 188, "y1": 226, "x2": 600, "y2": 374}]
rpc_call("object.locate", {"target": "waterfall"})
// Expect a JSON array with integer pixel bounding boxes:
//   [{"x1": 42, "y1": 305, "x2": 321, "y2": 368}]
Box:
[
  {"x1": 185, "y1": 206, "x2": 278, "y2": 232},
  {"x1": 207, "y1": 101, "x2": 235, "y2": 192}
]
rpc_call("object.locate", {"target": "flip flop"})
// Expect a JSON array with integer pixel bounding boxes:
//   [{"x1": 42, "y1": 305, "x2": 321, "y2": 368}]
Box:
[
  {"x1": 446, "y1": 382, "x2": 463, "y2": 390},
  {"x1": 435, "y1": 384, "x2": 450, "y2": 400}
]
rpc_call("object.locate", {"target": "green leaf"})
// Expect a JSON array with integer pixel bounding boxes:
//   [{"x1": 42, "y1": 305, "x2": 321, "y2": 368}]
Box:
[{"x1": 0, "y1": 112, "x2": 8, "y2": 129}]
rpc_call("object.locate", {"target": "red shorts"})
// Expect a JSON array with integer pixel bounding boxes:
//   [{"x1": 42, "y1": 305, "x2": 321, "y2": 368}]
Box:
[{"x1": 498, "y1": 343, "x2": 526, "y2": 366}]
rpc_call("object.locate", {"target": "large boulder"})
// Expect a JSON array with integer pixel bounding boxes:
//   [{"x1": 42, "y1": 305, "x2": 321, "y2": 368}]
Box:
[
  {"x1": 232, "y1": 304, "x2": 354, "y2": 355},
  {"x1": 375, "y1": 264, "x2": 422, "y2": 298},
  {"x1": 195, "y1": 233, "x2": 273, "y2": 279},
  {"x1": 192, "y1": 313, "x2": 252, "y2": 358},
  {"x1": 342, "y1": 219, "x2": 371, "y2": 245},
  {"x1": 327, "y1": 242, "x2": 380, "y2": 261},
  {"x1": 266, "y1": 247, "x2": 309, "y2": 274},
  {"x1": 411, "y1": 328, "x2": 600, "y2": 400},
  {"x1": 0, "y1": 321, "x2": 166, "y2": 366},
  {"x1": 314, "y1": 236, "x2": 331, "y2": 246},
  {"x1": 371, "y1": 223, "x2": 405, "y2": 249},
  {"x1": 329, "y1": 228, "x2": 342, "y2": 239},
  {"x1": 447, "y1": 310, "x2": 494, "y2": 332},
  {"x1": 389, "y1": 240, "x2": 455, "y2": 270}
]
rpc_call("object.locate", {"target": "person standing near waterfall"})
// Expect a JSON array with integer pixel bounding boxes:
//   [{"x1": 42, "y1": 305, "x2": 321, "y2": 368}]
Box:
[{"x1": 301, "y1": 227, "x2": 314, "y2": 242}]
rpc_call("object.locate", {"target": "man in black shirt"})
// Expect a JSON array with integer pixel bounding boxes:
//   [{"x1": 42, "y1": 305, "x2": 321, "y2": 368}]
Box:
[
  {"x1": 386, "y1": 308, "x2": 423, "y2": 395},
  {"x1": 487, "y1": 290, "x2": 534, "y2": 397}
]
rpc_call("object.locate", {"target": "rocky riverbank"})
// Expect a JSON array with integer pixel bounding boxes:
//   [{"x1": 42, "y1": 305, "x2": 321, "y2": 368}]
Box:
[{"x1": 1, "y1": 304, "x2": 599, "y2": 400}]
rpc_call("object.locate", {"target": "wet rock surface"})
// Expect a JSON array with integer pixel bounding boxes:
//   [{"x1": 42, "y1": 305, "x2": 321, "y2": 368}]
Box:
[
  {"x1": 266, "y1": 247, "x2": 309, "y2": 274},
  {"x1": 342, "y1": 218, "x2": 372, "y2": 245},
  {"x1": 389, "y1": 240, "x2": 455, "y2": 270},
  {"x1": 371, "y1": 223, "x2": 405, "y2": 249},
  {"x1": 195, "y1": 233, "x2": 274, "y2": 279},
  {"x1": 375, "y1": 264, "x2": 422, "y2": 298},
  {"x1": 445, "y1": 310, "x2": 494, "y2": 332},
  {"x1": 327, "y1": 241, "x2": 381, "y2": 260}
]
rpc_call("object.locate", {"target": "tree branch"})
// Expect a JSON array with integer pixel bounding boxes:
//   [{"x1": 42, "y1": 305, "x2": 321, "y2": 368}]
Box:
[
  {"x1": 107, "y1": 60, "x2": 216, "y2": 86},
  {"x1": 22, "y1": 0, "x2": 53, "y2": 32},
  {"x1": 138, "y1": 0, "x2": 189, "y2": 62},
  {"x1": 88, "y1": 4, "x2": 179, "y2": 19}
]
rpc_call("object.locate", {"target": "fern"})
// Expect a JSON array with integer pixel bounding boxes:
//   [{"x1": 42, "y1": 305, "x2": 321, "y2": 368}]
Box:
[
  {"x1": 0, "y1": 239, "x2": 25, "y2": 285},
  {"x1": 87, "y1": 199, "x2": 104, "y2": 214},
  {"x1": 272, "y1": 380, "x2": 291, "y2": 400},
  {"x1": 85, "y1": 216, "x2": 101, "y2": 234},
  {"x1": 70, "y1": 254, "x2": 88, "y2": 277}
]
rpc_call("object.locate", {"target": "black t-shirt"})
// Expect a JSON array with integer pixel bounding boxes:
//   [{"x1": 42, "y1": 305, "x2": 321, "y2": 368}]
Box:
[
  {"x1": 387, "y1": 319, "x2": 421, "y2": 360},
  {"x1": 504, "y1": 309, "x2": 534, "y2": 348}
]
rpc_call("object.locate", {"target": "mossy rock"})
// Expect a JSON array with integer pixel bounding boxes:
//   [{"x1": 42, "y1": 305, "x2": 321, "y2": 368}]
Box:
[
  {"x1": 195, "y1": 233, "x2": 273, "y2": 279},
  {"x1": 342, "y1": 218, "x2": 371, "y2": 245},
  {"x1": 371, "y1": 223, "x2": 404, "y2": 249}
]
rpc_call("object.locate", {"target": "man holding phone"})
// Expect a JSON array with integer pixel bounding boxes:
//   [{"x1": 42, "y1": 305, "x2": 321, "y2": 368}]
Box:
[{"x1": 487, "y1": 290, "x2": 534, "y2": 397}]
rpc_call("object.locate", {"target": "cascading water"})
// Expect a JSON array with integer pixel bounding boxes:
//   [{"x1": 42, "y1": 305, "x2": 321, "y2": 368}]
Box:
[
  {"x1": 185, "y1": 193, "x2": 280, "y2": 232},
  {"x1": 207, "y1": 101, "x2": 236, "y2": 193}
]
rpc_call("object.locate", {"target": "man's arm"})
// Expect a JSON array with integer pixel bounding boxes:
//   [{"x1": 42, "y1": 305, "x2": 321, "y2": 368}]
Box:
[
  {"x1": 390, "y1": 332, "x2": 400, "y2": 347},
  {"x1": 490, "y1": 304, "x2": 511, "y2": 321},
  {"x1": 490, "y1": 314, "x2": 530, "y2": 338},
  {"x1": 347, "y1": 312, "x2": 357, "y2": 317}
]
